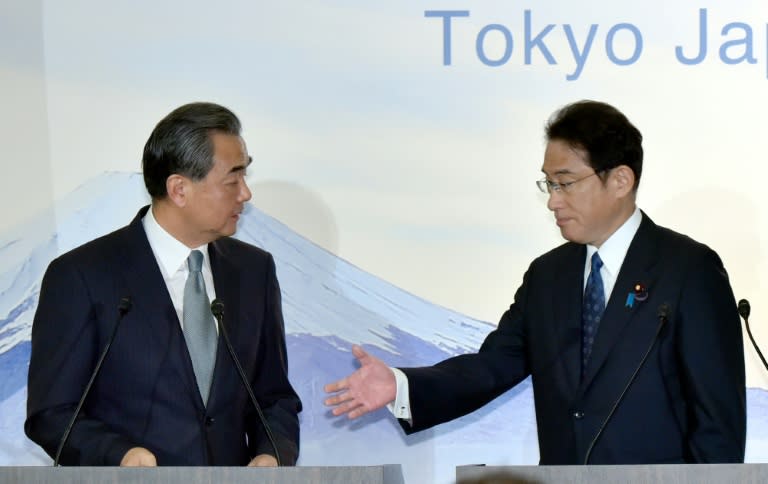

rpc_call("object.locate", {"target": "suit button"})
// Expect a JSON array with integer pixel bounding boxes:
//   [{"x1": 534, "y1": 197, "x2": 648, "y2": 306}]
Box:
[
  {"x1": 205, "y1": 417, "x2": 215, "y2": 426},
  {"x1": 572, "y1": 411, "x2": 584, "y2": 419}
]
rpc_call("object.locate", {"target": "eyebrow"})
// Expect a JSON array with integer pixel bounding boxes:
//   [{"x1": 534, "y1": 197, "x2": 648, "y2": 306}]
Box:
[
  {"x1": 229, "y1": 156, "x2": 253, "y2": 174},
  {"x1": 541, "y1": 168, "x2": 577, "y2": 177}
]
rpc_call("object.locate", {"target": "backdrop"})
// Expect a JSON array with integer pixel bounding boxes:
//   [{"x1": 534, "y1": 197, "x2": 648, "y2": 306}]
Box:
[{"x1": 2, "y1": 1, "x2": 767, "y2": 483}]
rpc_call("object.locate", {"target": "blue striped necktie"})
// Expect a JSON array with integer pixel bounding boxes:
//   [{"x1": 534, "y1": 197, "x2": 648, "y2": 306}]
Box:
[{"x1": 582, "y1": 252, "x2": 605, "y2": 379}]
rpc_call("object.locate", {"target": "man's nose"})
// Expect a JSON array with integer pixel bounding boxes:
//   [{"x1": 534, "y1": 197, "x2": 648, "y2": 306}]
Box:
[
  {"x1": 239, "y1": 178, "x2": 252, "y2": 202},
  {"x1": 546, "y1": 189, "x2": 565, "y2": 211}
]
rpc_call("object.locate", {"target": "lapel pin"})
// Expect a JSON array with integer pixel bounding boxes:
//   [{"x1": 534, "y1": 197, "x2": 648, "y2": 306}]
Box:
[{"x1": 625, "y1": 283, "x2": 648, "y2": 308}]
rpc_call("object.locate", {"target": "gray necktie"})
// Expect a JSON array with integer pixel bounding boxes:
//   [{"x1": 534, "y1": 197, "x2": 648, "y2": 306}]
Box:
[{"x1": 182, "y1": 250, "x2": 217, "y2": 405}]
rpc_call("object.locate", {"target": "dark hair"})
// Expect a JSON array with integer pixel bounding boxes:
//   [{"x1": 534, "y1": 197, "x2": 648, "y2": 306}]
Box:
[
  {"x1": 142, "y1": 102, "x2": 242, "y2": 198},
  {"x1": 545, "y1": 100, "x2": 643, "y2": 190}
]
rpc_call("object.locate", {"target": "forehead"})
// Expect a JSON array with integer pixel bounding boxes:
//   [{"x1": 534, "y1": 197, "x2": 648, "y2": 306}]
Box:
[
  {"x1": 211, "y1": 132, "x2": 247, "y2": 160},
  {"x1": 541, "y1": 139, "x2": 591, "y2": 176},
  {"x1": 208, "y1": 133, "x2": 251, "y2": 176}
]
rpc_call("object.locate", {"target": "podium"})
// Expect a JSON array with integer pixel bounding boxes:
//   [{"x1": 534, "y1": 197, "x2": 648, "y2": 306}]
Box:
[
  {"x1": 0, "y1": 465, "x2": 404, "y2": 484},
  {"x1": 456, "y1": 464, "x2": 768, "y2": 483}
]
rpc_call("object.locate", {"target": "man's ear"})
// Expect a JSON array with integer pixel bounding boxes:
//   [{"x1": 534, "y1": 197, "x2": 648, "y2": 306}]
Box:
[
  {"x1": 611, "y1": 165, "x2": 635, "y2": 198},
  {"x1": 166, "y1": 174, "x2": 189, "y2": 207}
]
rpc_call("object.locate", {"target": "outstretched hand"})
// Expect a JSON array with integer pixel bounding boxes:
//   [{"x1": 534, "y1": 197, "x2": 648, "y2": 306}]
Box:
[{"x1": 324, "y1": 344, "x2": 397, "y2": 419}]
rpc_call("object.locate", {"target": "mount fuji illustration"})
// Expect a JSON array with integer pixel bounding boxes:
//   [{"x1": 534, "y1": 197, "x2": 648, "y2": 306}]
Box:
[{"x1": 0, "y1": 172, "x2": 766, "y2": 483}]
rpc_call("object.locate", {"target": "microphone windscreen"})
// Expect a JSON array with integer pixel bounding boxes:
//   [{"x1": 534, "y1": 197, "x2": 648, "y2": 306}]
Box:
[
  {"x1": 211, "y1": 299, "x2": 225, "y2": 318},
  {"x1": 738, "y1": 299, "x2": 750, "y2": 319}
]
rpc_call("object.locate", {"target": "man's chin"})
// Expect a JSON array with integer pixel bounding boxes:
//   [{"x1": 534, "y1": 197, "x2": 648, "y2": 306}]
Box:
[
  {"x1": 216, "y1": 223, "x2": 238, "y2": 239},
  {"x1": 559, "y1": 228, "x2": 585, "y2": 244}
]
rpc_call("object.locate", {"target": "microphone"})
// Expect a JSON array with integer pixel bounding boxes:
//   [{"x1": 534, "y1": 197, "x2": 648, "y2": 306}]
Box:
[
  {"x1": 210, "y1": 299, "x2": 282, "y2": 466},
  {"x1": 583, "y1": 303, "x2": 669, "y2": 465},
  {"x1": 738, "y1": 299, "x2": 768, "y2": 372},
  {"x1": 54, "y1": 296, "x2": 132, "y2": 466},
  {"x1": 738, "y1": 299, "x2": 750, "y2": 320}
]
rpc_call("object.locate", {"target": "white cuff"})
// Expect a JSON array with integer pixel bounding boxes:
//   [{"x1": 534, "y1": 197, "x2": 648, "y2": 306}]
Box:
[{"x1": 386, "y1": 367, "x2": 412, "y2": 423}]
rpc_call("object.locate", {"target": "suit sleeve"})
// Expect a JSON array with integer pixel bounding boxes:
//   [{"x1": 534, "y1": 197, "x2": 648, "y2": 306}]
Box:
[
  {"x1": 676, "y1": 247, "x2": 746, "y2": 462},
  {"x1": 25, "y1": 257, "x2": 137, "y2": 465},
  {"x1": 399, "y1": 264, "x2": 533, "y2": 433},
  {"x1": 246, "y1": 254, "x2": 301, "y2": 465}
]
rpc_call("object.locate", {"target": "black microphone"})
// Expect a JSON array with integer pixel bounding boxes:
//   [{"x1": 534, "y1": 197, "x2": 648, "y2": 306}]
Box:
[
  {"x1": 53, "y1": 296, "x2": 132, "y2": 466},
  {"x1": 210, "y1": 299, "x2": 282, "y2": 467},
  {"x1": 738, "y1": 299, "x2": 768, "y2": 373},
  {"x1": 583, "y1": 303, "x2": 669, "y2": 465},
  {"x1": 738, "y1": 299, "x2": 750, "y2": 320}
]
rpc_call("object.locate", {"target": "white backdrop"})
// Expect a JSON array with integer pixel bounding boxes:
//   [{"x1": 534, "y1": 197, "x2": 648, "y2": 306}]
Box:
[{"x1": 2, "y1": 0, "x2": 768, "y2": 481}]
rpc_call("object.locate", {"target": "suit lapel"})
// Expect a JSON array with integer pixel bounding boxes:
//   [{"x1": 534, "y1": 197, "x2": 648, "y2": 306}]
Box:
[
  {"x1": 552, "y1": 244, "x2": 586, "y2": 395},
  {"x1": 207, "y1": 239, "x2": 242, "y2": 409},
  {"x1": 119, "y1": 207, "x2": 204, "y2": 410},
  {"x1": 579, "y1": 213, "x2": 661, "y2": 391}
]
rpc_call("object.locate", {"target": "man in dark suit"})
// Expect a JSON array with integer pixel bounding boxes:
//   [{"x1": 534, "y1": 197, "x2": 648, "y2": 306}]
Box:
[
  {"x1": 26, "y1": 102, "x2": 301, "y2": 466},
  {"x1": 325, "y1": 100, "x2": 746, "y2": 464}
]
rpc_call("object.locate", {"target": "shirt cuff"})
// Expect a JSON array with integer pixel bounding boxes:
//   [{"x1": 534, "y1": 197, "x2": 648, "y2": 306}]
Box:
[{"x1": 386, "y1": 367, "x2": 412, "y2": 423}]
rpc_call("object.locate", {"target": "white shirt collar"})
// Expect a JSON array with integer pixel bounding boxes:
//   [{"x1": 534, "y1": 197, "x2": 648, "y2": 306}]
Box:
[
  {"x1": 585, "y1": 206, "x2": 642, "y2": 280},
  {"x1": 142, "y1": 205, "x2": 210, "y2": 278}
]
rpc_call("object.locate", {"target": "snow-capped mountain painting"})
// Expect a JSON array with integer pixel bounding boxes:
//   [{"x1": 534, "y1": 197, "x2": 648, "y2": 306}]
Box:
[{"x1": 0, "y1": 172, "x2": 766, "y2": 483}]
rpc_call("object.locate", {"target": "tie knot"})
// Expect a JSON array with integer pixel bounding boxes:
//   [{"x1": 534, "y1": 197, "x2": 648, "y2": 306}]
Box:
[
  {"x1": 591, "y1": 252, "x2": 603, "y2": 272},
  {"x1": 188, "y1": 250, "x2": 204, "y2": 272}
]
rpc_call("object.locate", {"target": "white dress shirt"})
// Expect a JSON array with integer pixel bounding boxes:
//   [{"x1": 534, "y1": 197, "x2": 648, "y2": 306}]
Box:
[
  {"x1": 584, "y1": 206, "x2": 642, "y2": 303},
  {"x1": 388, "y1": 207, "x2": 643, "y2": 422},
  {"x1": 142, "y1": 206, "x2": 218, "y2": 332}
]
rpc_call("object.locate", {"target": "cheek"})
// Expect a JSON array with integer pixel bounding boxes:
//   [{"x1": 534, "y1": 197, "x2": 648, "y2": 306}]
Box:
[
  {"x1": 584, "y1": 195, "x2": 612, "y2": 225},
  {"x1": 222, "y1": 186, "x2": 240, "y2": 202},
  {"x1": 207, "y1": 188, "x2": 233, "y2": 206},
  {"x1": 571, "y1": 197, "x2": 599, "y2": 226}
]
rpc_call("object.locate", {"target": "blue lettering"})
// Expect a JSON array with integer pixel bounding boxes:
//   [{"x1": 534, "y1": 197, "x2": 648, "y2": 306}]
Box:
[
  {"x1": 676, "y1": 8, "x2": 707, "y2": 65},
  {"x1": 719, "y1": 22, "x2": 757, "y2": 64},
  {"x1": 605, "y1": 23, "x2": 643, "y2": 65},
  {"x1": 424, "y1": 10, "x2": 470, "y2": 66},
  {"x1": 563, "y1": 24, "x2": 599, "y2": 81},
  {"x1": 524, "y1": 10, "x2": 556, "y2": 65},
  {"x1": 476, "y1": 24, "x2": 514, "y2": 66}
]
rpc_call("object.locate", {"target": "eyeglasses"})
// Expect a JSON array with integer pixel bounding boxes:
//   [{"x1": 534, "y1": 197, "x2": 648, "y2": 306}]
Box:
[{"x1": 536, "y1": 171, "x2": 601, "y2": 194}]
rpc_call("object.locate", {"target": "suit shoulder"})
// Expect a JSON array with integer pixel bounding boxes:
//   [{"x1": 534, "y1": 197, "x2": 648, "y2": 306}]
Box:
[
  {"x1": 50, "y1": 224, "x2": 133, "y2": 268},
  {"x1": 214, "y1": 237, "x2": 273, "y2": 261},
  {"x1": 653, "y1": 223, "x2": 720, "y2": 260},
  {"x1": 638, "y1": 218, "x2": 729, "y2": 282},
  {"x1": 531, "y1": 240, "x2": 582, "y2": 268}
]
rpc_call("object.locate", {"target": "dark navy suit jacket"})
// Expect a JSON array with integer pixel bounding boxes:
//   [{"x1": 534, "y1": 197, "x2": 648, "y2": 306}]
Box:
[
  {"x1": 26, "y1": 206, "x2": 301, "y2": 465},
  {"x1": 401, "y1": 213, "x2": 746, "y2": 464}
]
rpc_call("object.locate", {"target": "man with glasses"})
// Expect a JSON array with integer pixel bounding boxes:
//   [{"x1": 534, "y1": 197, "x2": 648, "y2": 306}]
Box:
[{"x1": 325, "y1": 100, "x2": 746, "y2": 464}]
